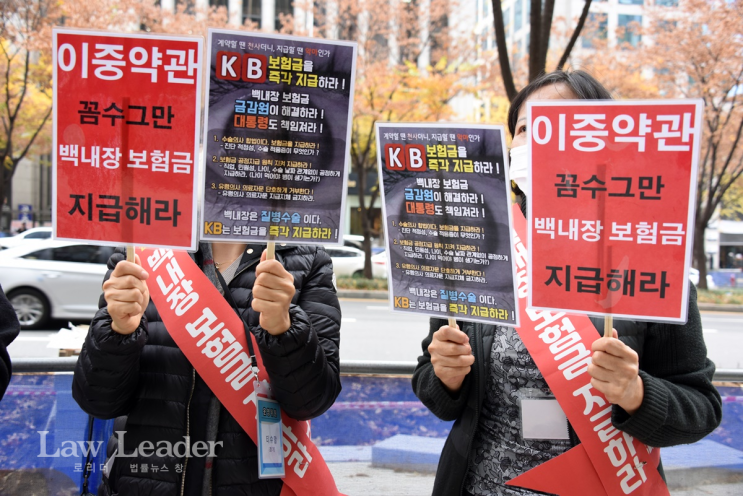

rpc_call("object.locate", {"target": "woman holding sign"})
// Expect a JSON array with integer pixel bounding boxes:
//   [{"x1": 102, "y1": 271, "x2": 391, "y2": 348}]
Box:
[
  {"x1": 73, "y1": 242, "x2": 341, "y2": 496},
  {"x1": 413, "y1": 70, "x2": 722, "y2": 496}
]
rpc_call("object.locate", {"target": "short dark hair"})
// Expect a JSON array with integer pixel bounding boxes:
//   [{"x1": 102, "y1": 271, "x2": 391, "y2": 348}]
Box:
[{"x1": 507, "y1": 70, "x2": 613, "y2": 137}]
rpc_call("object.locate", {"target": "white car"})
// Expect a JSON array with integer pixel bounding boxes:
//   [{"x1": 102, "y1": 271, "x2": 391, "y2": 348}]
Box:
[
  {"x1": 325, "y1": 246, "x2": 386, "y2": 279},
  {"x1": 0, "y1": 227, "x2": 53, "y2": 250},
  {"x1": 689, "y1": 268, "x2": 716, "y2": 289},
  {"x1": 0, "y1": 240, "x2": 115, "y2": 329}
]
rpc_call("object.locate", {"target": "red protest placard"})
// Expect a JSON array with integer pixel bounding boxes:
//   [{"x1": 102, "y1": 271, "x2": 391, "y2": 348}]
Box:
[
  {"x1": 53, "y1": 29, "x2": 202, "y2": 250},
  {"x1": 527, "y1": 101, "x2": 702, "y2": 322}
]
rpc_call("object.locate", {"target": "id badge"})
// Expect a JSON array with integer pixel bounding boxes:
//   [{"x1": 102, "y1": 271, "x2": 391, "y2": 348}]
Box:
[
  {"x1": 256, "y1": 382, "x2": 285, "y2": 479},
  {"x1": 517, "y1": 389, "x2": 570, "y2": 440}
]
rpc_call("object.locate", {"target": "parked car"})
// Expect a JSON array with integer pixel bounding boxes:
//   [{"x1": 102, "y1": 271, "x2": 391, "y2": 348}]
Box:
[
  {"x1": 0, "y1": 227, "x2": 52, "y2": 250},
  {"x1": 343, "y1": 234, "x2": 364, "y2": 250},
  {"x1": 371, "y1": 250, "x2": 388, "y2": 276},
  {"x1": 689, "y1": 267, "x2": 716, "y2": 289},
  {"x1": 325, "y1": 246, "x2": 386, "y2": 279},
  {"x1": 0, "y1": 240, "x2": 115, "y2": 329}
]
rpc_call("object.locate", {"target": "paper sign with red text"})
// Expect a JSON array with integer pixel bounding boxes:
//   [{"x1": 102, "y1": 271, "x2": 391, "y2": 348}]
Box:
[
  {"x1": 527, "y1": 100, "x2": 702, "y2": 322},
  {"x1": 507, "y1": 205, "x2": 668, "y2": 496},
  {"x1": 53, "y1": 29, "x2": 202, "y2": 250}
]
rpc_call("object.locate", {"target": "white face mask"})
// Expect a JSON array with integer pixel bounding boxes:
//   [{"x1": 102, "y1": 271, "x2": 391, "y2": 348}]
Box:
[{"x1": 509, "y1": 145, "x2": 528, "y2": 196}]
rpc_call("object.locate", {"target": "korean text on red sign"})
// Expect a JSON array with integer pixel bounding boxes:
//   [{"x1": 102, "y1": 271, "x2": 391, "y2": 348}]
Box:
[
  {"x1": 53, "y1": 29, "x2": 202, "y2": 250},
  {"x1": 527, "y1": 100, "x2": 702, "y2": 322}
]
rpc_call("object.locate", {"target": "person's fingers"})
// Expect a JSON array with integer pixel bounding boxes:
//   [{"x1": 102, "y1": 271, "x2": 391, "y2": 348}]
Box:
[
  {"x1": 431, "y1": 353, "x2": 475, "y2": 368},
  {"x1": 435, "y1": 325, "x2": 470, "y2": 345},
  {"x1": 590, "y1": 350, "x2": 629, "y2": 373},
  {"x1": 110, "y1": 301, "x2": 145, "y2": 317},
  {"x1": 111, "y1": 260, "x2": 149, "y2": 281},
  {"x1": 256, "y1": 258, "x2": 293, "y2": 280},
  {"x1": 430, "y1": 339, "x2": 471, "y2": 357},
  {"x1": 254, "y1": 272, "x2": 296, "y2": 293},
  {"x1": 105, "y1": 287, "x2": 146, "y2": 305},
  {"x1": 104, "y1": 274, "x2": 149, "y2": 294},
  {"x1": 587, "y1": 362, "x2": 614, "y2": 383},
  {"x1": 251, "y1": 298, "x2": 290, "y2": 318}
]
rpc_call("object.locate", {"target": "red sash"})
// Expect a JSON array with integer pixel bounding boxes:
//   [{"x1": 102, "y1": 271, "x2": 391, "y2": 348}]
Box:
[
  {"x1": 506, "y1": 206, "x2": 669, "y2": 496},
  {"x1": 141, "y1": 248, "x2": 342, "y2": 496}
]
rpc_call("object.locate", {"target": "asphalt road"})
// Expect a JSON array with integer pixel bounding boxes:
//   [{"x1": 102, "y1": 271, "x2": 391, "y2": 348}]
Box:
[{"x1": 6, "y1": 299, "x2": 743, "y2": 369}]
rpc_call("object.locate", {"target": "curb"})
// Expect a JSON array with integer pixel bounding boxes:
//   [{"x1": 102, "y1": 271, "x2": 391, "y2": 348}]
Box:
[
  {"x1": 698, "y1": 303, "x2": 743, "y2": 313},
  {"x1": 338, "y1": 290, "x2": 743, "y2": 312},
  {"x1": 337, "y1": 289, "x2": 388, "y2": 300}
]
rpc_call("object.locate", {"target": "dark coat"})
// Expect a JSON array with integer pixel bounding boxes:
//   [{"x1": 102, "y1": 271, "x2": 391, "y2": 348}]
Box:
[
  {"x1": 0, "y1": 284, "x2": 20, "y2": 401},
  {"x1": 412, "y1": 284, "x2": 722, "y2": 496},
  {"x1": 73, "y1": 244, "x2": 342, "y2": 496}
]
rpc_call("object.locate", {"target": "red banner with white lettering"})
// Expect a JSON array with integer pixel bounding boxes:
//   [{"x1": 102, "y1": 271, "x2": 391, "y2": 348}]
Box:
[
  {"x1": 507, "y1": 206, "x2": 668, "y2": 496},
  {"x1": 527, "y1": 100, "x2": 702, "y2": 322},
  {"x1": 141, "y1": 247, "x2": 342, "y2": 496},
  {"x1": 53, "y1": 29, "x2": 202, "y2": 250}
]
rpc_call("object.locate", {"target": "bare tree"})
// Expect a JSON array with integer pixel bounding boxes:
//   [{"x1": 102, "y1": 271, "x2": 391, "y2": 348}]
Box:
[
  {"x1": 491, "y1": 0, "x2": 593, "y2": 101},
  {"x1": 643, "y1": 0, "x2": 743, "y2": 288},
  {"x1": 304, "y1": 0, "x2": 469, "y2": 278}
]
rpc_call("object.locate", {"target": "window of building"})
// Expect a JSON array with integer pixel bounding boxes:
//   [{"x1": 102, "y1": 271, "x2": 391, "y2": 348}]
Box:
[
  {"x1": 514, "y1": 0, "x2": 523, "y2": 30},
  {"x1": 243, "y1": 0, "x2": 261, "y2": 27},
  {"x1": 618, "y1": 0, "x2": 644, "y2": 4},
  {"x1": 275, "y1": 0, "x2": 292, "y2": 31},
  {"x1": 581, "y1": 12, "x2": 608, "y2": 48},
  {"x1": 503, "y1": 6, "x2": 511, "y2": 37},
  {"x1": 655, "y1": 0, "x2": 679, "y2": 6},
  {"x1": 617, "y1": 14, "x2": 642, "y2": 47}
]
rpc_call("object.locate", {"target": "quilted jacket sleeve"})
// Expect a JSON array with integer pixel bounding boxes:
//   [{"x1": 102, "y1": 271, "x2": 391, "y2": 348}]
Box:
[
  {"x1": 612, "y1": 284, "x2": 722, "y2": 447},
  {"x1": 253, "y1": 247, "x2": 341, "y2": 420},
  {"x1": 412, "y1": 318, "x2": 474, "y2": 421},
  {"x1": 72, "y1": 249, "x2": 148, "y2": 419}
]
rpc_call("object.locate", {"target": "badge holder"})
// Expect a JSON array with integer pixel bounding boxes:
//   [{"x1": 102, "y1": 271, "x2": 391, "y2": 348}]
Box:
[
  {"x1": 217, "y1": 270, "x2": 286, "y2": 479},
  {"x1": 516, "y1": 388, "x2": 570, "y2": 441}
]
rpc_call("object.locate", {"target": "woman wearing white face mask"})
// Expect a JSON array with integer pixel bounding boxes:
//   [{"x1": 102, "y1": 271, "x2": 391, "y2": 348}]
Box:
[{"x1": 412, "y1": 70, "x2": 722, "y2": 496}]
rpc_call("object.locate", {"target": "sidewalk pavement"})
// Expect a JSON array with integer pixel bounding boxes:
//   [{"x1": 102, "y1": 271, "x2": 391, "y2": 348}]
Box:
[
  {"x1": 322, "y1": 436, "x2": 743, "y2": 496},
  {"x1": 337, "y1": 289, "x2": 743, "y2": 312},
  {"x1": 326, "y1": 460, "x2": 743, "y2": 496}
]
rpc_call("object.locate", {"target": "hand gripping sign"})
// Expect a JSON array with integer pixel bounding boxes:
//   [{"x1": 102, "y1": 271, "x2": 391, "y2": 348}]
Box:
[
  {"x1": 506, "y1": 206, "x2": 668, "y2": 496},
  {"x1": 141, "y1": 248, "x2": 342, "y2": 496}
]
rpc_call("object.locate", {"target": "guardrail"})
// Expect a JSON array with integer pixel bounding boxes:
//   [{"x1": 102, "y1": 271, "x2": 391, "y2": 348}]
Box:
[{"x1": 11, "y1": 358, "x2": 743, "y2": 382}]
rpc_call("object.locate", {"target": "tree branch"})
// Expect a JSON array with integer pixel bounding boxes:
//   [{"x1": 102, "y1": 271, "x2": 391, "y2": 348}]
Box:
[
  {"x1": 491, "y1": 0, "x2": 517, "y2": 101},
  {"x1": 539, "y1": 0, "x2": 555, "y2": 75},
  {"x1": 556, "y1": 0, "x2": 592, "y2": 71},
  {"x1": 528, "y1": 0, "x2": 542, "y2": 81}
]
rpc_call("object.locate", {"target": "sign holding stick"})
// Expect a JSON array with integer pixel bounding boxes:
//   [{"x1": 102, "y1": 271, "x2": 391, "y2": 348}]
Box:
[
  {"x1": 200, "y1": 29, "x2": 357, "y2": 246},
  {"x1": 376, "y1": 123, "x2": 519, "y2": 327},
  {"x1": 53, "y1": 29, "x2": 203, "y2": 250},
  {"x1": 527, "y1": 100, "x2": 703, "y2": 323}
]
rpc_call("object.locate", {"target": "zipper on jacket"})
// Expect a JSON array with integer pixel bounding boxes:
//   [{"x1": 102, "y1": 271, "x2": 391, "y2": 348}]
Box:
[
  {"x1": 180, "y1": 368, "x2": 197, "y2": 496},
  {"x1": 459, "y1": 322, "x2": 484, "y2": 496},
  {"x1": 177, "y1": 257, "x2": 261, "y2": 495}
]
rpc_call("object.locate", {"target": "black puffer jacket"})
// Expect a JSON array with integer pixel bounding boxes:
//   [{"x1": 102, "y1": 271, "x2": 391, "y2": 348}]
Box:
[{"x1": 73, "y1": 244, "x2": 341, "y2": 496}]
